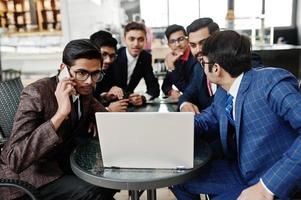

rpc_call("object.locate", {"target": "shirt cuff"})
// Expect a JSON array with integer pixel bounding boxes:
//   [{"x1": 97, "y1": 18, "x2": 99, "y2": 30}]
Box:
[
  {"x1": 179, "y1": 101, "x2": 190, "y2": 111},
  {"x1": 260, "y1": 178, "x2": 274, "y2": 196},
  {"x1": 144, "y1": 93, "x2": 152, "y2": 101}
]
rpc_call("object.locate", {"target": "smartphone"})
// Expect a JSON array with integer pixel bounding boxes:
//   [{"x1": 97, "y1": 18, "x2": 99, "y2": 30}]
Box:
[
  {"x1": 58, "y1": 65, "x2": 78, "y2": 96},
  {"x1": 58, "y1": 65, "x2": 71, "y2": 82}
]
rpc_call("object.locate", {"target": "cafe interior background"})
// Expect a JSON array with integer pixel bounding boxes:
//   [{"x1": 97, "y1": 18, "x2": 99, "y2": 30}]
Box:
[{"x1": 0, "y1": 0, "x2": 300, "y2": 90}]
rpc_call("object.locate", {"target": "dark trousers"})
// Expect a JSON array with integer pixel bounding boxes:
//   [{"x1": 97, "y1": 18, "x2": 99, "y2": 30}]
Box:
[
  {"x1": 16, "y1": 175, "x2": 117, "y2": 200},
  {"x1": 171, "y1": 160, "x2": 248, "y2": 200}
]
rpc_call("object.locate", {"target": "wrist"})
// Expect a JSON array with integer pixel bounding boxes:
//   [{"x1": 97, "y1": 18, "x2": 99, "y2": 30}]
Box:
[
  {"x1": 106, "y1": 107, "x2": 112, "y2": 112},
  {"x1": 51, "y1": 112, "x2": 67, "y2": 131}
]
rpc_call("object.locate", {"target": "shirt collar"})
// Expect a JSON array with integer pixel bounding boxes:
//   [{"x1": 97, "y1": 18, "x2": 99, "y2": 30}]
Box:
[
  {"x1": 180, "y1": 46, "x2": 190, "y2": 62},
  {"x1": 228, "y1": 73, "x2": 244, "y2": 99},
  {"x1": 126, "y1": 48, "x2": 138, "y2": 63},
  {"x1": 72, "y1": 94, "x2": 80, "y2": 103}
]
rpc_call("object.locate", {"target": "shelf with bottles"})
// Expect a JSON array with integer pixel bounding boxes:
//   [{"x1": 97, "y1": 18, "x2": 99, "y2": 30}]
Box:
[
  {"x1": 37, "y1": 0, "x2": 61, "y2": 31},
  {"x1": 0, "y1": 0, "x2": 61, "y2": 34}
]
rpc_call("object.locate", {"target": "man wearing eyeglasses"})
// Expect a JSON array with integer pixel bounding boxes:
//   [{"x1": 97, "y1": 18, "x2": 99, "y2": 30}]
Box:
[
  {"x1": 90, "y1": 30, "x2": 129, "y2": 112},
  {"x1": 107, "y1": 21, "x2": 160, "y2": 106},
  {"x1": 180, "y1": 18, "x2": 262, "y2": 114},
  {"x1": 0, "y1": 39, "x2": 117, "y2": 200},
  {"x1": 172, "y1": 30, "x2": 301, "y2": 200},
  {"x1": 161, "y1": 24, "x2": 204, "y2": 103}
]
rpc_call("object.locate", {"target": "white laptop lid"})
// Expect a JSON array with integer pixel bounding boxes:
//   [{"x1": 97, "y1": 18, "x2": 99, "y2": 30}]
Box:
[{"x1": 95, "y1": 112, "x2": 194, "y2": 169}]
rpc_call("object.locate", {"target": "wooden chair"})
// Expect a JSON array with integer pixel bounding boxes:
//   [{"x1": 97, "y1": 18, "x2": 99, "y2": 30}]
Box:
[{"x1": 0, "y1": 77, "x2": 39, "y2": 200}]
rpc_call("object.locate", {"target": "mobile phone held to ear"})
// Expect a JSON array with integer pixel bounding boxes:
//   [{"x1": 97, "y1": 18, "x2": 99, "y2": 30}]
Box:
[{"x1": 58, "y1": 65, "x2": 71, "y2": 82}]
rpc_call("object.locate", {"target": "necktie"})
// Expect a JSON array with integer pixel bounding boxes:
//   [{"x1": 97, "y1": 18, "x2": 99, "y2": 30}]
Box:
[
  {"x1": 74, "y1": 98, "x2": 81, "y2": 120},
  {"x1": 225, "y1": 94, "x2": 234, "y2": 125}
]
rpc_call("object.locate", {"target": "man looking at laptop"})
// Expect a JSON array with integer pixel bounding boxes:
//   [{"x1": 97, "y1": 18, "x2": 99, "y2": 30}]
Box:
[
  {"x1": 0, "y1": 39, "x2": 116, "y2": 200},
  {"x1": 106, "y1": 21, "x2": 160, "y2": 106},
  {"x1": 161, "y1": 24, "x2": 203, "y2": 103},
  {"x1": 180, "y1": 18, "x2": 262, "y2": 114},
  {"x1": 172, "y1": 30, "x2": 301, "y2": 200},
  {"x1": 90, "y1": 30, "x2": 129, "y2": 112}
]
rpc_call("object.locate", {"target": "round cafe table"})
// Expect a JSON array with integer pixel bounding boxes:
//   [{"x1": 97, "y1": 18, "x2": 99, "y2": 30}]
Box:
[{"x1": 70, "y1": 139, "x2": 211, "y2": 200}]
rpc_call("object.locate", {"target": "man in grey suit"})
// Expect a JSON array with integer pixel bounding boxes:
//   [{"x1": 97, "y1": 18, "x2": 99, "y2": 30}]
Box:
[{"x1": 0, "y1": 39, "x2": 116, "y2": 200}]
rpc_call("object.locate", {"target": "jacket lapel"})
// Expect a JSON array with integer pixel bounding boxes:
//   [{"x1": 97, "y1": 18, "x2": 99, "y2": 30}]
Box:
[
  {"x1": 119, "y1": 48, "x2": 128, "y2": 87},
  {"x1": 220, "y1": 102, "x2": 230, "y2": 156},
  {"x1": 235, "y1": 70, "x2": 253, "y2": 153}
]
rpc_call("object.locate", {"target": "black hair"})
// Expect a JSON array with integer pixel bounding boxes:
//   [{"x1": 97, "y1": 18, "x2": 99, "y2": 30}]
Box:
[
  {"x1": 165, "y1": 24, "x2": 187, "y2": 40},
  {"x1": 90, "y1": 30, "x2": 117, "y2": 50},
  {"x1": 186, "y1": 17, "x2": 219, "y2": 35},
  {"x1": 202, "y1": 30, "x2": 252, "y2": 77},
  {"x1": 62, "y1": 39, "x2": 102, "y2": 67},
  {"x1": 124, "y1": 21, "x2": 146, "y2": 36}
]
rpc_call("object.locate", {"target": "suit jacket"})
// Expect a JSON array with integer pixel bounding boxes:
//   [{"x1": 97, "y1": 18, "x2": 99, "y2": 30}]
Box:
[
  {"x1": 107, "y1": 47, "x2": 160, "y2": 98},
  {"x1": 0, "y1": 76, "x2": 106, "y2": 199},
  {"x1": 195, "y1": 67, "x2": 301, "y2": 199},
  {"x1": 161, "y1": 52, "x2": 199, "y2": 95},
  {"x1": 178, "y1": 63, "x2": 213, "y2": 111}
]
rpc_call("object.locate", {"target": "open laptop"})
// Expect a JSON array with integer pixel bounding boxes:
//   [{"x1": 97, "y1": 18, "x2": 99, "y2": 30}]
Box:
[{"x1": 95, "y1": 112, "x2": 194, "y2": 169}]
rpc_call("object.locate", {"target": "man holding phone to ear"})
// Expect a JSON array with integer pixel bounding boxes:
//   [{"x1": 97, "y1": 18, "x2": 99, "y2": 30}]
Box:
[{"x1": 0, "y1": 39, "x2": 116, "y2": 200}]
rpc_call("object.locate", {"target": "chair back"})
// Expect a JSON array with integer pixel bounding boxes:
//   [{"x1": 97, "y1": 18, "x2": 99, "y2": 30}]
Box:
[{"x1": 0, "y1": 77, "x2": 23, "y2": 138}]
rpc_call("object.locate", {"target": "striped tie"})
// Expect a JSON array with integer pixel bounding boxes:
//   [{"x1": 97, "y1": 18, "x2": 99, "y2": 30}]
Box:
[{"x1": 225, "y1": 94, "x2": 234, "y2": 125}]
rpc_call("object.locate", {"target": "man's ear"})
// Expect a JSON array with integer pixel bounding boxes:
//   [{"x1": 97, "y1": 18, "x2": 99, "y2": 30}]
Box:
[{"x1": 214, "y1": 63, "x2": 221, "y2": 75}]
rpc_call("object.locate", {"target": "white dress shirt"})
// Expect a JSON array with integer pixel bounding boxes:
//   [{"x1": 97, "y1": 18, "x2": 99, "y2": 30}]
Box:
[{"x1": 126, "y1": 48, "x2": 138, "y2": 85}]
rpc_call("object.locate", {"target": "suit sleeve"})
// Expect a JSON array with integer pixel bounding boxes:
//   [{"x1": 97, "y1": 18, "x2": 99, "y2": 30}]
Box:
[
  {"x1": 0, "y1": 85, "x2": 61, "y2": 173},
  {"x1": 261, "y1": 70, "x2": 301, "y2": 198},
  {"x1": 179, "y1": 63, "x2": 205, "y2": 106},
  {"x1": 161, "y1": 72, "x2": 174, "y2": 95},
  {"x1": 194, "y1": 101, "x2": 219, "y2": 139},
  {"x1": 143, "y1": 54, "x2": 160, "y2": 98}
]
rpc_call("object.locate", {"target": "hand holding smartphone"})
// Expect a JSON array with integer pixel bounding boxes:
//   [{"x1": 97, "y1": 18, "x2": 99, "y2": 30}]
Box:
[
  {"x1": 58, "y1": 65, "x2": 71, "y2": 82},
  {"x1": 58, "y1": 65, "x2": 77, "y2": 96}
]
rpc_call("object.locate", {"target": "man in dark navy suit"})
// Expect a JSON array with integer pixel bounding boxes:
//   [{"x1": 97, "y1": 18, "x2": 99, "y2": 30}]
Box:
[
  {"x1": 179, "y1": 18, "x2": 219, "y2": 114},
  {"x1": 106, "y1": 21, "x2": 160, "y2": 106},
  {"x1": 161, "y1": 24, "x2": 202, "y2": 104},
  {"x1": 180, "y1": 18, "x2": 262, "y2": 114}
]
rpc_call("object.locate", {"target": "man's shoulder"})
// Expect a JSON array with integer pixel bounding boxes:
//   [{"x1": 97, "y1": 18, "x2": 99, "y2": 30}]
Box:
[
  {"x1": 251, "y1": 67, "x2": 295, "y2": 83},
  {"x1": 24, "y1": 76, "x2": 56, "y2": 94}
]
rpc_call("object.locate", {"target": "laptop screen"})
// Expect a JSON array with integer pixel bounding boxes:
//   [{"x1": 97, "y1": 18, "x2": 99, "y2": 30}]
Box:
[{"x1": 95, "y1": 112, "x2": 194, "y2": 169}]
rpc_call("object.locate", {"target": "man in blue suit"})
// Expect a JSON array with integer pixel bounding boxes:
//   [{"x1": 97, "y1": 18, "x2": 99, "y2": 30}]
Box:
[{"x1": 172, "y1": 30, "x2": 301, "y2": 200}]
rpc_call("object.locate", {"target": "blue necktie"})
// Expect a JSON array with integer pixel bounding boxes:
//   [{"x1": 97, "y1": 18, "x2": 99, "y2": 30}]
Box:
[{"x1": 225, "y1": 94, "x2": 234, "y2": 125}]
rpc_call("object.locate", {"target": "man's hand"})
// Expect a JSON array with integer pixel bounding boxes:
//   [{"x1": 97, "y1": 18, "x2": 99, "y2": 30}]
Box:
[
  {"x1": 108, "y1": 99, "x2": 129, "y2": 112},
  {"x1": 170, "y1": 89, "x2": 182, "y2": 101},
  {"x1": 180, "y1": 102, "x2": 200, "y2": 114},
  {"x1": 165, "y1": 51, "x2": 183, "y2": 71},
  {"x1": 51, "y1": 77, "x2": 76, "y2": 130},
  {"x1": 129, "y1": 93, "x2": 143, "y2": 106},
  {"x1": 88, "y1": 122, "x2": 97, "y2": 137},
  {"x1": 237, "y1": 182, "x2": 274, "y2": 200},
  {"x1": 107, "y1": 86, "x2": 124, "y2": 99}
]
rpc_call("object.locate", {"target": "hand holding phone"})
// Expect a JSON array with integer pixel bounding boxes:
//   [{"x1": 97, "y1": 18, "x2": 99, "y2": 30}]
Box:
[
  {"x1": 58, "y1": 65, "x2": 71, "y2": 82},
  {"x1": 58, "y1": 65, "x2": 77, "y2": 96}
]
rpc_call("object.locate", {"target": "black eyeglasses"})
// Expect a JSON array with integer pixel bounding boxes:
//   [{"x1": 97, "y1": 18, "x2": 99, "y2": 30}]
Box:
[
  {"x1": 101, "y1": 52, "x2": 117, "y2": 60},
  {"x1": 66, "y1": 66, "x2": 105, "y2": 82},
  {"x1": 168, "y1": 36, "x2": 188, "y2": 45}
]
